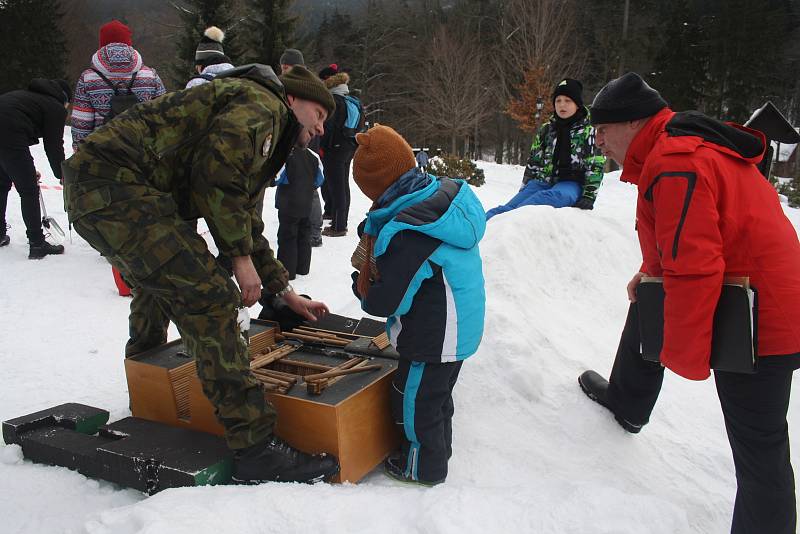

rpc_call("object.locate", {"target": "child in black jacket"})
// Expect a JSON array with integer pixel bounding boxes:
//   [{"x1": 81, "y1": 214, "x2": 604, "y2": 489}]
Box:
[{"x1": 275, "y1": 146, "x2": 324, "y2": 279}]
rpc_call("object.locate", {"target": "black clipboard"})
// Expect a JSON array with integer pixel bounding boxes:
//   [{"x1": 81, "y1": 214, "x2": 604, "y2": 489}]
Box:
[{"x1": 636, "y1": 277, "x2": 758, "y2": 374}]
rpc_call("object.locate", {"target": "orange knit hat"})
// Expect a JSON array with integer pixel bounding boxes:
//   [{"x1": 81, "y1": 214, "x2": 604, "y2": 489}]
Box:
[{"x1": 352, "y1": 125, "x2": 417, "y2": 202}]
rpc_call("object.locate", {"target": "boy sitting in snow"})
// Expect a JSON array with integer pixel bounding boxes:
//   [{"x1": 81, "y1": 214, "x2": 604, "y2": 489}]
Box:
[
  {"x1": 350, "y1": 125, "x2": 486, "y2": 485},
  {"x1": 485, "y1": 78, "x2": 606, "y2": 219}
]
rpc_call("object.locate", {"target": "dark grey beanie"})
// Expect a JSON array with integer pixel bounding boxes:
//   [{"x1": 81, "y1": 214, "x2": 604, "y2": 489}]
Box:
[
  {"x1": 590, "y1": 72, "x2": 668, "y2": 125},
  {"x1": 279, "y1": 48, "x2": 304, "y2": 66}
]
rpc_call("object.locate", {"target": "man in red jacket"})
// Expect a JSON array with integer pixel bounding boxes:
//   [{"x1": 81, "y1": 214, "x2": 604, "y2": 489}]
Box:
[{"x1": 578, "y1": 72, "x2": 800, "y2": 534}]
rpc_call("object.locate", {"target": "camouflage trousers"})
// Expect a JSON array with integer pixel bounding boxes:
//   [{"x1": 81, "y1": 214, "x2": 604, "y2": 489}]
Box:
[{"x1": 65, "y1": 173, "x2": 275, "y2": 450}]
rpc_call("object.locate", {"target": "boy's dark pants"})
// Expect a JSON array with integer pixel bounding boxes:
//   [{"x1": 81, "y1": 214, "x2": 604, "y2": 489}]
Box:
[
  {"x1": 276, "y1": 212, "x2": 311, "y2": 279},
  {"x1": 390, "y1": 359, "x2": 463, "y2": 482},
  {"x1": 606, "y1": 304, "x2": 799, "y2": 534}
]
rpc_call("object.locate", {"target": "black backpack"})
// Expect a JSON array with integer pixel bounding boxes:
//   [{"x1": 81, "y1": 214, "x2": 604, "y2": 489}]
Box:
[{"x1": 90, "y1": 68, "x2": 140, "y2": 120}]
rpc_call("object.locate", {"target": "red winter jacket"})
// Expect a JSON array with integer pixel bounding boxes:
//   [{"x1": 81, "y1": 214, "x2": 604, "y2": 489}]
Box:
[{"x1": 622, "y1": 107, "x2": 800, "y2": 380}]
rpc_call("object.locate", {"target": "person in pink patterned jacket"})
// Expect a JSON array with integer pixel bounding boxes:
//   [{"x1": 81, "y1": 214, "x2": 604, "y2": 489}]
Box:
[{"x1": 70, "y1": 20, "x2": 166, "y2": 151}]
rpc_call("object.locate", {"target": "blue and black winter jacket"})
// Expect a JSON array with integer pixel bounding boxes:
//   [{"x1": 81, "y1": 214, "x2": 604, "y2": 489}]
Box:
[{"x1": 356, "y1": 169, "x2": 486, "y2": 363}]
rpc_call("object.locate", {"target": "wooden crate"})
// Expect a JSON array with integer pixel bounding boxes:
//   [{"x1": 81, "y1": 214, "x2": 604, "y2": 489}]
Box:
[{"x1": 124, "y1": 321, "x2": 399, "y2": 483}]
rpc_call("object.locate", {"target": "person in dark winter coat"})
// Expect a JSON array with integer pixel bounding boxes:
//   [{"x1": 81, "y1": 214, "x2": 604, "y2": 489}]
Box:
[
  {"x1": 71, "y1": 20, "x2": 166, "y2": 151},
  {"x1": 486, "y1": 78, "x2": 605, "y2": 220},
  {"x1": 319, "y1": 64, "x2": 362, "y2": 237},
  {"x1": 185, "y1": 26, "x2": 235, "y2": 89},
  {"x1": 274, "y1": 147, "x2": 324, "y2": 279},
  {"x1": 415, "y1": 148, "x2": 429, "y2": 171},
  {"x1": 577, "y1": 72, "x2": 800, "y2": 534},
  {"x1": 0, "y1": 78, "x2": 70, "y2": 258},
  {"x1": 279, "y1": 48, "x2": 324, "y2": 248},
  {"x1": 351, "y1": 125, "x2": 486, "y2": 485}
]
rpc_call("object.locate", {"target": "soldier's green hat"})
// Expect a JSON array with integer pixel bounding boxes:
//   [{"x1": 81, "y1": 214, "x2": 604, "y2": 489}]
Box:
[{"x1": 279, "y1": 65, "x2": 336, "y2": 116}]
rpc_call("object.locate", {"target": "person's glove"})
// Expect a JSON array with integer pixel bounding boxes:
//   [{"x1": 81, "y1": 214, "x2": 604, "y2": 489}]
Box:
[
  {"x1": 574, "y1": 197, "x2": 595, "y2": 210},
  {"x1": 351, "y1": 271, "x2": 362, "y2": 299}
]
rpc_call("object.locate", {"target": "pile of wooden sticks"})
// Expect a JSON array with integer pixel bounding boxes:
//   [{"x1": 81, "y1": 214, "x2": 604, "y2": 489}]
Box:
[{"x1": 245, "y1": 328, "x2": 384, "y2": 396}]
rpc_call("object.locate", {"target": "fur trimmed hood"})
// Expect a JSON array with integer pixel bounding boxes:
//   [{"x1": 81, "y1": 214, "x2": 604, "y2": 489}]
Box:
[{"x1": 324, "y1": 72, "x2": 349, "y2": 89}]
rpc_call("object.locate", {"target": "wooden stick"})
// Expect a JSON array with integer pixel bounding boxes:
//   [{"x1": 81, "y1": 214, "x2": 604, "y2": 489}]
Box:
[
  {"x1": 280, "y1": 358, "x2": 333, "y2": 372},
  {"x1": 256, "y1": 368, "x2": 299, "y2": 381},
  {"x1": 296, "y1": 327, "x2": 361, "y2": 339},
  {"x1": 252, "y1": 373, "x2": 292, "y2": 387},
  {"x1": 293, "y1": 328, "x2": 342, "y2": 340},
  {"x1": 303, "y1": 363, "x2": 382, "y2": 382},
  {"x1": 250, "y1": 345, "x2": 295, "y2": 370},
  {"x1": 283, "y1": 332, "x2": 350, "y2": 346}
]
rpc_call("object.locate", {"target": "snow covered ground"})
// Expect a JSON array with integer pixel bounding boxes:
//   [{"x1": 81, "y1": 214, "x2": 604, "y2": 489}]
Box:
[{"x1": 1, "y1": 133, "x2": 799, "y2": 534}]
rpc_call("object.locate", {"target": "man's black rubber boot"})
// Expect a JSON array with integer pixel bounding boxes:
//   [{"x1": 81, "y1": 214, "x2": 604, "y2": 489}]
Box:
[
  {"x1": 29, "y1": 239, "x2": 64, "y2": 259},
  {"x1": 578, "y1": 370, "x2": 643, "y2": 434},
  {"x1": 232, "y1": 435, "x2": 339, "y2": 484},
  {"x1": 0, "y1": 234, "x2": 9, "y2": 247}
]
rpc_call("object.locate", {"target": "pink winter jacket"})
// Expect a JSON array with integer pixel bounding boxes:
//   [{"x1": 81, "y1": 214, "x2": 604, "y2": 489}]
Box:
[{"x1": 71, "y1": 43, "x2": 166, "y2": 151}]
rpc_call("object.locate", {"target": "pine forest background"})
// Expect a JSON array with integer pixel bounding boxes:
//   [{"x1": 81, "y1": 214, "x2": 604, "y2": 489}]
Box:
[{"x1": 0, "y1": 0, "x2": 799, "y2": 174}]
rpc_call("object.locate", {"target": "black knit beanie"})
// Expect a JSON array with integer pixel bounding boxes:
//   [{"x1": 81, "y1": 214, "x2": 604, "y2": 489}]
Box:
[
  {"x1": 590, "y1": 72, "x2": 667, "y2": 125},
  {"x1": 279, "y1": 65, "x2": 336, "y2": 116},
  {"x1": 318, "y1": 64, "x2": 338, "y2": 80},
  {"x1": 552, "y1": 78, "x2": 583, "y2": 108}
]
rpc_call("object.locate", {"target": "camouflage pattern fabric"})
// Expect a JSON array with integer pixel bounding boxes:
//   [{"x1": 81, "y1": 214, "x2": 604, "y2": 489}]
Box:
[
  {"x1": 522, "y1": 108, "x2": 606, "y2": 202},
  {"x1": 64, "y1": 73, "x2": 296, "y2": 293},
  {"x1": 125, "y1": 288, "x2": 169, "y2": 358},
  {"x1": 62, "y1": 71, "x2": 297, "y2": 449}
]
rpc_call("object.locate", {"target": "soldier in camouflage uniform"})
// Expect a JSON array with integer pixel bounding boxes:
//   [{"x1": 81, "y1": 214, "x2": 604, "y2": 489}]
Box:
[
  {"x1": 486, "y1": 78, "x2": 606, "y2": 219},
  {"x1": 62, "y1": 64, "x2": 340, "y2": 483}
]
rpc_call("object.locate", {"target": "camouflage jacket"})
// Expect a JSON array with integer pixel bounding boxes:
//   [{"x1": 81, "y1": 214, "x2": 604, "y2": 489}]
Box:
[
  {"x1": 64, "y1": 64, "x2": 298, "y2": 293},
  {"x1": 522, "y1": 107, "x2": 606, "y2": 201}
]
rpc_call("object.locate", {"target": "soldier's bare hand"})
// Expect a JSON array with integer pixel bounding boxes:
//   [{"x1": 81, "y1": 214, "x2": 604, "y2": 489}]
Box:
[
  {"x1": 627, "y1": 271, "x2": 646, "y2": 302},
  {"x1": 284, "y1": 291, "x2": 329, "y2": 322},
  {"x1": 232, "y1": 256, "x2": 262, "y2": 307}
]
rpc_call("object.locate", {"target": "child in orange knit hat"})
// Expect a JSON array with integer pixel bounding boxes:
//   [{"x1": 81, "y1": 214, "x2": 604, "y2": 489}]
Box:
[{"x1": 350, "y1": 124, "x2": 487, "y2": 485}]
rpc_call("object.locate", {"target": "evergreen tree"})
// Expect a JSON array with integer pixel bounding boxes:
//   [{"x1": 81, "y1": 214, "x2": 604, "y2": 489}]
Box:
[
  {"x1": 240, "y1": 0, "x2": 297, "y2": 68},
  {"x1": 702, "y1": 0, "x2": 794, "y2": 122},
  {"x1": 651, "y1": 0, "x2": 707, "y2": 111},
  {"x1": 0, "y1": 0, "x2": 67, "y2": 94},
  {"x1": 169, "y1": 0, "x2": 241, "y2": 88}
]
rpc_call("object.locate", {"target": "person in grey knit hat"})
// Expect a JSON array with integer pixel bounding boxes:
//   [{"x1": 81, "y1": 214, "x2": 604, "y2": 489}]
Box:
[
  {"x1": 279, "y1": 49, "x2": 305, "y2": 73},
  {"x1": 278, "y1": 48, "x2": 326, "y2": 247}
]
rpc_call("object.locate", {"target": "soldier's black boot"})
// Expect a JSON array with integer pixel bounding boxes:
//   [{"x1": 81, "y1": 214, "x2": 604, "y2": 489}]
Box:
[
  {"x1": 0, "y1": 234, "x2": 9, "y2": 247},
  {"x1": 28, "y1": 238, "x2": 64, "y2": 259},
  {"x1": 232, "y1": 435, "x2": 339, "y2": 484},
  {"x1": 578, "y1": 370, "x2": 643, "y2": 434}
]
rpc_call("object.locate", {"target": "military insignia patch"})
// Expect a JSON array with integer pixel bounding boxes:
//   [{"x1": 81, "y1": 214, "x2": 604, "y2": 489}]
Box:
[{"x1": 262, "y1": 134, "x2": 272, "y2": 157}]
